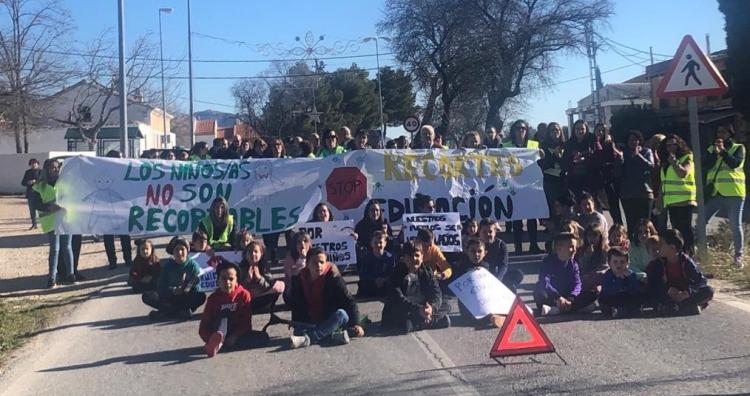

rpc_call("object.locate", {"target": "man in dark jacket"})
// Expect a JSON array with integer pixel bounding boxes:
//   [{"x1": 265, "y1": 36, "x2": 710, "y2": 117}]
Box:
[
  {"x1": 21, "y1": 158, "x2": 41, "y2": 229},
  {"x1": 288, "y1": 248, "x2": 363, "y2": 348}
]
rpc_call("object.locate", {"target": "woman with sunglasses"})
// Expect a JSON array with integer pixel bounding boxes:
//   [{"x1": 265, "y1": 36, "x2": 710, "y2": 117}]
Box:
[
  {"x1": 318, "y1": 130, "x2": 346, "y2": 158},
  {"x1": 657, "y1": 134, "x2": 696, "y2": 255}
]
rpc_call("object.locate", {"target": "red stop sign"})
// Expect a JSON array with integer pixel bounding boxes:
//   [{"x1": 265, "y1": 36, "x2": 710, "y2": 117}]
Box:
[{"x1": 325, "y1": 167, "x2": 368, "y2": 210}]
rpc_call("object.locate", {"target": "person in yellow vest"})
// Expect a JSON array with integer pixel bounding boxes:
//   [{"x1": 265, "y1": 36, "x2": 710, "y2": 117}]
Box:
[
  {"x1": 657, "y1": 134, "x2": 697, "y2": 256},
  {"x1": 29, "y1": 159, "x2": 77, "y2": 288},
  {"x1": 197, "y1": 197, "x2": 236, "y2": 251},
  {"x1": 503, "y1": 119, "x2": 544, "y2": 255},
  {"x1": 704, "y1": 124, "x2": 745, "y2": 268}
]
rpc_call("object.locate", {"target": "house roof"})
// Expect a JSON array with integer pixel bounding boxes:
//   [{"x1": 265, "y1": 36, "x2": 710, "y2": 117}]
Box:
[
  {"x1": 48, "y1": 79, "x2": 174, "y2": 119},
  {"x1": 64, "y1": 125, "x2": 145, "y2": 140},
  {"x1": 194, "y1": 119, "x2": 217, "y2": 136}
]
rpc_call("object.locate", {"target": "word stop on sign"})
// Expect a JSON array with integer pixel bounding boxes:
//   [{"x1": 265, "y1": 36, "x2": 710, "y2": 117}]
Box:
[{"x1": 325, "y1": 167, "x2": 368, "y2": 211}]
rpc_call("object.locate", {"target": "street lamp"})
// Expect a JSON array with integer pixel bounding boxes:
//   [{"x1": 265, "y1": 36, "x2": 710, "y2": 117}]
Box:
[
  {"x1": 158, "y1": 7, "x2": 173, "y2": 149},
  {"x1": 362, "y1": 36, "x2": 391, "y2": 146},
  {"x1": 117, "y1": 0, "x2": 128, "y2": 157}
]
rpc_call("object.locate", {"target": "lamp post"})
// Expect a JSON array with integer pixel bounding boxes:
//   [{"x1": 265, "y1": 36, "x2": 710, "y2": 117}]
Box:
[
  {"x1": 187, "y1": 0, "x2": 195, "y2": 148},
  {"x1": 158, "y1": 7, "x2": 173, "y2": 149},
  {"x1": 362, "y1": 36, "x2": 390, "y2": 146},
  {"x1": 117, "y1": 0, "x2": 128, "y2": 157}
]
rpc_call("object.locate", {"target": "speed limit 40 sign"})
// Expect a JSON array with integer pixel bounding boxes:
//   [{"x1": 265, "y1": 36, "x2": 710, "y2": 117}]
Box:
[{"x1": 403, "y1": 115, "x2": 421, "y2": 133}]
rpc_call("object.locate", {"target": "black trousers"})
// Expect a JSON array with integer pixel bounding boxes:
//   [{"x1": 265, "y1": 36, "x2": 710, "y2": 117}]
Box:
[
  {"x1": 510, "y1": 219, "x2": 538, "y2": 249},
  {"x1": 534, "y1": 290, "x2": 598, "y2": 312},
  {"x1": 142, "y1": 290, "x2": 206, "y2": 313},
  {"x1": 598, "y1": 292, "x2": 646, "y2": 310},
  {"x1": 251, "y1": 291, "x2": 281, "y2": 314},
  {"x1": 667, "y1": 205, "x2": 695, "y2": 254},
  {"x1": 604, "y1": 182, "x2": 623, "y2": 226},
  {"x1": 649, "y1": 285, "x2": 714, "y2": 310},
  {"x1": 621, "y1": 198, "x2": 654, "y2": 240},
  {"x1": 262, "y1": 232, "x2": 282, "y2": 268},
  {"x1": 104, "y1": 235, "x2": 133, "y2": 267}
]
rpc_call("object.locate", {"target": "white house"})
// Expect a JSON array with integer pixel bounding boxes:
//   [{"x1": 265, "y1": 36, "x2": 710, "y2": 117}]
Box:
[
  {"x1": 566, "y1": 82, "x2": 652, "y2": 128},
  {"x1": 0, "y1": 80, "x2": 175, "y2": 156}
]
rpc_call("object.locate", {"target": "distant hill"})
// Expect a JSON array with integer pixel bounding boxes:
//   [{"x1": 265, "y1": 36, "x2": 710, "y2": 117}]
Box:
[{"x1": 194, "y1": 109, "x2": 237, "y2": 128}]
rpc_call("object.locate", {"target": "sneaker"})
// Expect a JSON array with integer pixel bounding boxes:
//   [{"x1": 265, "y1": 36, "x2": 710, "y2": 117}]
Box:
[
  {"x1": 610, "y1": 307, "x2": 620, "y2": 319},
  {"x1": 541, "y1": 304, "x2": 560, "y2": 316},
  {"x1": 489, "y1": 314, "x2": 505, "y2": 328},
  {"x1": 684, "y1": 304, "x2": 702, "y2": 316},
  {"x1": 47, "y1": 278, "x2": 56, "y2": 289},
  {"x1": 403, "y1": 319, "x2": 414, "y2": 334},
  {"x1": 148, "y1": 310, "x2": 165, "y2": 321},
  {"x1": 579, "y1": 303, "x2": 598, "y2": 314},
  {"x1": 289, "y1": 334, "x2": 311, "y2": 349},
  {"x1": 108, "y1": 264, "x2": 117, "y2": 270},
  {"x1": 734, "y1": 256, "x2": 744, "y2": 268},
  {"x1": 176, "y1": 309, "x2": 192, "y2": 321},
  {"x1": 331, "y1": 330, "x2": 350, "y2": 346},
  {"x1": 205, "y1": 331, "x2": 224, "y2": 358},
  {"x1": 29, "y1": 225, "x2": 37, "y2": 230},
  {"x1": 434, "y1": 315, "x2": 451, "y2": 329},
  {"x1": 74, "y1": 272, "x2": 87, "y2": 281},
  {"x1": 64, "y1": 275, "x2": 78, "y2": 285}
]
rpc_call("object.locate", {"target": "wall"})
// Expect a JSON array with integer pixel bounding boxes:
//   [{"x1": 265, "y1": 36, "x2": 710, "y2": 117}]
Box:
[
  {"x1": 0, "y1": 128, "x2": 69, "y2": 154},
  {"x1": 0, "y1": 151, "x2": 94, "y2": 194}
]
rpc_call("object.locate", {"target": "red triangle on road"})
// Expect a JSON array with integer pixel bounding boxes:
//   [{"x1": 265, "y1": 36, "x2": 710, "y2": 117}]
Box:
[
  {"x1": 489, "y1": 297, "x2": 555, "y2": 358},
  {"x1": 656, "y1": 35, "x2": 728, "y2": 98}
]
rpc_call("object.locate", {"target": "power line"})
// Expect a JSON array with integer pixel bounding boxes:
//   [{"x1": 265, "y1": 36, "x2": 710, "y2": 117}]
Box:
[
  {"x1": 548, "y1": 63, "x2": 641, "y2": 87},
  {"x1": 595, "y1": 34, "x2": 672, "y2": 59}
]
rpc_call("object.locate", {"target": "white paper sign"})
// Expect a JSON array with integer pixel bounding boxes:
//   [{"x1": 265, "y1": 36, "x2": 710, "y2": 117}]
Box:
[
  {"x1": 193, "y1": 251, "x2": 243, "y2": 292},
  {"x1": 297, "y1": 220, "x2": 357, "y2": 267},
  {"x1": 403, "y1": 212, "x2": 462, "y2": 252},
  {"x1": 448, "y1": 267, "x2": 516, "y2": 318}
]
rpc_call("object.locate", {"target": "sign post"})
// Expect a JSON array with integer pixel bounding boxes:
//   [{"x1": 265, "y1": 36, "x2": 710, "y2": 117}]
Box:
[
  {"x1": 656, "y1": 35, "x2": 729, "y2": 257},
  {"x1": 403, "y1": 115, "x2": 421, "y2": 137}
]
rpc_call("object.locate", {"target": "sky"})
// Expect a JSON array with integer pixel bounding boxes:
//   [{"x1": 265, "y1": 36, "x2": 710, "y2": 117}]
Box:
[{"x1": 59, "y1": 0, "x2": 728, "y2": 131}]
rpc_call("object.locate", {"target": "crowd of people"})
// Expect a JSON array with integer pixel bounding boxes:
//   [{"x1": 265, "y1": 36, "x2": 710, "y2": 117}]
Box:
[{"x1": 20, "y1": 117, "x2": 742, "y2": 357}]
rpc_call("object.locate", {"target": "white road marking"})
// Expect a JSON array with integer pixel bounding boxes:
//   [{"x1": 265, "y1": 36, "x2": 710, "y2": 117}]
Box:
[
  {"x1": 411, "y1": 331, "x2": 481, "y2": 396},
  {"x1": 714, "y1": 293, "x2": 750, "y2": 314}
]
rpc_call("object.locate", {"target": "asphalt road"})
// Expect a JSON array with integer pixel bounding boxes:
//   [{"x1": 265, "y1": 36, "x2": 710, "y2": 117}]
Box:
[{"x1": 2, "y1": 252, "x2": 750, "y2": 396}]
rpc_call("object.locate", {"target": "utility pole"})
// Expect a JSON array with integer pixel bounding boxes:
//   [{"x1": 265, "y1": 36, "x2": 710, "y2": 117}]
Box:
[
  {"x1": 649, "y1": 46, "x2": 654, "y2": 65},
  {"x1": 187, "y1": 0, "x2": 195, "y2": 148},
  {"x1": 117, "y1": 0, "x2": 129, "y2": 158},
  {"x1": 585, "y1": 22, "x2": 601, "y2": 124}
]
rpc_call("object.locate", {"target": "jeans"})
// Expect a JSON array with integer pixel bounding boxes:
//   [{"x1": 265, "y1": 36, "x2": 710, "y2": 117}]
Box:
[
  {"x1": 48, "y1": 232, "x2": 74, "y2": 281},
  {"x1": 500, "y1": 269, "x2": 524, "y2": 294},
  {"x1": 705, "y1": 195, "x2": 745, "y2": 257},
  {"x1": 667, "y1": 205, "x2": 695, "y2": 254},
  {"x1": 621, "y1": 198, "x2": 654, "y2": 240},
  {"x1": 104, "y1": 234, "x2": 133, "y2": 267},
  {"x1": 293, "y1": 309, "x2": 349, "y2": 343},
  {"x1": 142, "y1": 290, "x2": 207, "y2": 313},
  {"x1": 262, "y1": 232, "x2": 282, "y2": 268},
  {"x1": 27, "y1": 198, "x2": 37, "y2": 227}
]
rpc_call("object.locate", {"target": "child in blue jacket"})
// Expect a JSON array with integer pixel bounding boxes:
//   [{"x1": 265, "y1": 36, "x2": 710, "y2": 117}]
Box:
[
  {"x1": 357, "y1": 231, "x2": 395, "y2": 298},
  {"x1": 598, "y1": 247, "x2": 645, "y2": 318}
]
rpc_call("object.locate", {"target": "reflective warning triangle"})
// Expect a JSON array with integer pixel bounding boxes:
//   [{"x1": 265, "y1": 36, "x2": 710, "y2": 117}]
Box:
[
  {"x1": 489, "y1": 296, "x2": 555, "y2": 358},
  {"x1": 656, "y1": 35, "x2": 728, "y2": 98}
]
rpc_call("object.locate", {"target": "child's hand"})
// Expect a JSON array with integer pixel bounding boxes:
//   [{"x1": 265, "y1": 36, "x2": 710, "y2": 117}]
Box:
[
  {"x1": 557, "y1": 297, "x2": 571, "y2": 312},
  {"x1": 350, "y1": 325, "x2": 365, "y2": 337}
]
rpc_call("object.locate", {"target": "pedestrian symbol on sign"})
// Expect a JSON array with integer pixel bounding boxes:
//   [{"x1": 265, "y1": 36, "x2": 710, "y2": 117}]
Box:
[{"x1": 682, "y1": 54, "x2": 701, "y2": 86}]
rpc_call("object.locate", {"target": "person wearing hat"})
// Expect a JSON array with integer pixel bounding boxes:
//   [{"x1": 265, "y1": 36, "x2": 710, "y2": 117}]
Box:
[
  {"x1": 21, "y1": 158, "x2": 41, "y2": 230},
  {"x1": 317, "y1": 130, "x2": 346, "y2": 158},
  {"x1": 142, "y1": 236, "x2": 206, "y2": 320},
  {"x1": 704, "y1": 124, "x2": 746, "y2": 268}
]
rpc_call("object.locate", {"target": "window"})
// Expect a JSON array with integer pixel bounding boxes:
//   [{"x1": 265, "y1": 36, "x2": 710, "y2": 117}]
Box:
[{"x1": 77, "y1": 105, "x2": 92, "y2": 123}]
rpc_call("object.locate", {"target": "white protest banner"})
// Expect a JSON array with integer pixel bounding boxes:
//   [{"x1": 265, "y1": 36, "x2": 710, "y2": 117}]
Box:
[
  {"x1": 54, "y1": 149, "x2": 547, "y2": 236},
  {"x1": 448, "y1": 267, "x2": 516, "y2": 319},
  {"x1": 193, "y1": 251, "x2": 243, "y2": 292},
  {"x1": 297, "y1": 220, "x2": 357, "y2": 267},
  {"x1": 402, "y1": 212, "x2": 462, "y2": 252}
]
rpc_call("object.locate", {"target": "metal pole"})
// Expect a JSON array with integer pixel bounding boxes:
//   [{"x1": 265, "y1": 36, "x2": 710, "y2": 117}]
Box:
[
  {"x1": 689, "y1": 97, "x2": 707, "y2": 256},
  {"x1": 187, "y1": 0, "x2": 195, "y2": 148},
  {"x1": 375, "y1": 38, "x2": 385, "y2": 146},
  {"x1": 159, "y1": 11, "x2": 167, "y2": 149},
  {"x1": 117, "y1": 0, "x2": 129, "y2": 158}
]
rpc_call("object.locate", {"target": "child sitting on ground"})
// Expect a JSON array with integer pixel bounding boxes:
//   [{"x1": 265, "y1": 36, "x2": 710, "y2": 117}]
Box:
[
  {"x1": 414, "y1": 228, "x2": 452, "y2": 281},
  {"x1": 576, "y1": 192, "x2": 608, "y2": 233},
  {"x1": 239, "y1": 241, "x2": 285, "y2": 314},
  {"x1": 646, "y1": 230, "x2": 714, "y2": 315},
  {"x1": 199, "y1": 261, "x2": 252, "y2": 357},
  {"x1": 608, "y1": 224, "x2": 630, "y2": 253},
  {"x1": 534, "y1": 233, "x2": 597, "y2": 316},
  {"x1": 357, "y1": 231, "x2": 395, "y2": 298},
  {"x1": 234, "y1": 228, "x2": 253, "y2": 252},
  {"x1": 288, "y1": 248, "x2": 364, "y2": 348},
  {"x1": 461, "y1": 219, "x2": 480, "y2": 250},
  {"x1": 381, "y1": 241, "x2": 451, "y2": 333},
  {"x1": 454, "y1": 238, "x2": 508, "y2": 328},
  {"x1": 598, "y1": 247, "x2": 645, "y2": 318},
  {"x1": 478, "y1": 218, "x2": 523, "y2": 293},
  {"x1": 577, "y1": 224, "x2": 609, "y2": 292},
  {"x1": 142, "y1": 237, "x2": 206, "y2": 320},
  {"x1": 128, "y1": 239, "x2": 160, "y2": 293},
  {"x1": 629, "y1": 220, "x2": 658, "y2": 279}
]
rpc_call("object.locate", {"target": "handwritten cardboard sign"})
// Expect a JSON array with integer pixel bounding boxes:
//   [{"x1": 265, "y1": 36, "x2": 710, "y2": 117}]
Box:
[{"x1": 403, "y1": 212, "x2": 463, "y2": 252}]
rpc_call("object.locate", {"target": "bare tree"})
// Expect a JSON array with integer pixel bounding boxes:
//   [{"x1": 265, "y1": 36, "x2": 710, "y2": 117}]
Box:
[
  {"x1": 0, "y1": 0, "x2": 73, "y2": 153},
  {"x1": 54, "y1": 33, "x2": 179, "y2": 151},
  {"x1": 231, "y1": 78, "x2": 267, "y2": 132}
]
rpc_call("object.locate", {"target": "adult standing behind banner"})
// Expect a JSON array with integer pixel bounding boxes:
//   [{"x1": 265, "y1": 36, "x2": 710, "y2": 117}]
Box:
[
  {"x1": 484, "y1": 126, "x2": 503, "y2": 149},
  {"x1": 590, "y1": 123, "x2": 623, "y2": 227},
  {"x1": 412, "y1": 125, "x2": 442, "y2": 149},
  {"x1": 704, "y1": 124, "x2": 746, "y2": 267},
  {"x1": 188, "y1": 142, "x2": 211, "y2": 161},
  {"x1": 30, "y1": 159, "x2": 76, "y2": 288},
  {"x1": 657, "y1": 134, "x2": 697, "y2": 256},
  {"x1": 354, "y1": 200, "x2": 393, "y2": 255},
  {"x1": 318, "y1": 130, "x2": 346, "y2": 158},
  {"x1": 198, "y1": 197, "x2": 236, "y2": 251},
  {"x1": 102, "y1": 150, "x2": 133, "y2": 270},
  {"x1": 616, "y1": 130, "x2": 655, "y2": 240},
  {"x1": 539, "y1": 123, "x2": 566, "y2": 220},
  {"x1": 260, "y1": 138, "x2": 289, "y2": 264},
  {"x1": 563, "y1": 119, "x2": 596, "y2": 197},
  {"x1": 21, "y1": 158, "x2": 41, "y2": 230},
  {"x1": 503, "y1": 119, "x2": 544, "y2": 255}
]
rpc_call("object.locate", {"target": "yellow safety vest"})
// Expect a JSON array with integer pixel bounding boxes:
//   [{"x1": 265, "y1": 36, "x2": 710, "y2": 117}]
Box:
[
  {"x1": 200, "y1": 215, "x2": 234, "y2": 247},
  {"x1": 661, "y1": 153, "x2": 696, "y2": 207},
  {"x1": 708, "y1": 143, "x2": 746, "y2": 198},
  {"x1": 504, "y1": 140, "x2": 539, "y2": 149},
  {"x1": 32, "y1": 182, "x2": 57, "y2": 233}
]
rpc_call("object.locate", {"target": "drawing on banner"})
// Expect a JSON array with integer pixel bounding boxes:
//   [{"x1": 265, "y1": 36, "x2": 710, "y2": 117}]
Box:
[
  {"x1": 448, "y1": 267, "x2": 516, "y2": 318},
  {"x1": 297, "y1": 220, "x2": 357, "y2": 268},
  {"x1": 403, "y1": 212, "x2": 463, "y2": 252},
  {"x1": 194, "y1": 251, "x2": 243, "y2": 292}
]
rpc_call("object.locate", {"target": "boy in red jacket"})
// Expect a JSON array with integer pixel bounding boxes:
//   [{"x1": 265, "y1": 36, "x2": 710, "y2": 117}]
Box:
[{"x1": 199, "y1": 261, "x2": 252, "y2": 357}]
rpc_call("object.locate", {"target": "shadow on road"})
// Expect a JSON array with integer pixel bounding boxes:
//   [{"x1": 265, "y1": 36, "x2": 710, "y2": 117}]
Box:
[
  {"x1": 38, "y1": 346, "x2": 205, "y2": 371},
  {"x1": 0, "y1": 233, "x2": 47, "y2": 249}
]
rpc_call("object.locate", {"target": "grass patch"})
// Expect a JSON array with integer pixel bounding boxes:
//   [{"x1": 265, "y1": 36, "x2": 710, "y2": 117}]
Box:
[
  {"x1": 0, "y1": 298, "x2": 70, "y2": 357},
  {"x1": 704, "y1": 221, "x2": 750, "y2": 289}
]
